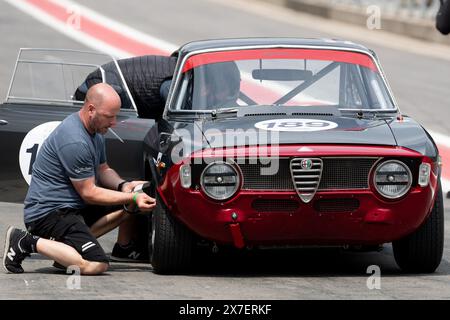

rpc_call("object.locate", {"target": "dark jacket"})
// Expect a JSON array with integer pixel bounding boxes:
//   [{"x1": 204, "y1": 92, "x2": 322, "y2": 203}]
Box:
[{"x1": 75, "y1": 55, "x2": 177, "y2": 119}]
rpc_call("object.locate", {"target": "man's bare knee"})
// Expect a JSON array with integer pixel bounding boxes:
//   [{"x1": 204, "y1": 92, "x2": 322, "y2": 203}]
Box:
[
  {"x1": 94, "y1": 262, "x2": 109, "y2": 274},
  {"x1": 79, "y1": 260, "x2": 109, "y2": 275}
]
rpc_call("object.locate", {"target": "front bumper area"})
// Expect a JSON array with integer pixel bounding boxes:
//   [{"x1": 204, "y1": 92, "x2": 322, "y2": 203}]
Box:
[
  {"x1": 160, "y1": 186, "x2": 436, "y2": 247},
  {"x1": 158, "y1": 145, "x2": 439, "y2": 248}
]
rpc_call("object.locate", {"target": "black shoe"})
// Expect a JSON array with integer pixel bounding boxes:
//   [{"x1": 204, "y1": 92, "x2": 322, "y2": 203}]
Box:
[
  {"x1": 52, "y1": 261, "x2": 66, "y2": 271},
  {"x1": 3, "y1": 226, "x2": 30, "y2": 274},
  {"x1": 110, "y1": 242, "x2": 149, "y2": 263}
]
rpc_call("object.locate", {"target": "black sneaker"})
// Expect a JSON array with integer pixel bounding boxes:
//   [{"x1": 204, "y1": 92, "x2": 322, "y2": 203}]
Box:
[
  {"x1": 110, "y1": 242, "x2": 149, "y2": 263},
  {"x1": 52, "y1": 261, "x2": 66, "y2": 271},
  {"x1": 3, "y1": 226, "x2": 30, "y2": 274}
]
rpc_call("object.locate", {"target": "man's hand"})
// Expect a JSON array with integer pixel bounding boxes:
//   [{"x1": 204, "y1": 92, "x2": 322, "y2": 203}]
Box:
[
  {"x1": 121, "y1": 180, "x2": 149, "y2": 193},
  {"x1": 120, "y1": 180, "x2": 156, "y2": 213},
  {"x1": 134, "y1": 193, "x2": 156, "y2": 212}
]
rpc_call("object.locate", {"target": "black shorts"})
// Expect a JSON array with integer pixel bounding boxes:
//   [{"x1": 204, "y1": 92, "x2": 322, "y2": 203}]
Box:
[{"x1": 25, "y1": 205, "x2": 121, "y2": 263}]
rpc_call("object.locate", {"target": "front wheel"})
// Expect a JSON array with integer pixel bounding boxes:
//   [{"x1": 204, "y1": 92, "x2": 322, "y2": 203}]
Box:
[
  {"x1": 149, "y1": 194, "x2": 195, "y2": 274},
  {"x1": 393, "y1": 182, "x2": 444, "y2": 273}
]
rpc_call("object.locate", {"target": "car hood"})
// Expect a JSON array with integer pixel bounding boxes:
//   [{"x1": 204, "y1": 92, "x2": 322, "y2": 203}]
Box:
[
  {"x1": 162, "y1": 112, "x2": 436, "y2": 161},
  {"x1": 193, "y1": 115, "x2": 396, "y2": 149}
]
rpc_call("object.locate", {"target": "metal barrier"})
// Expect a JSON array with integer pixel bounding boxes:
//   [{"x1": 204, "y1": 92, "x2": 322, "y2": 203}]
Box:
[{"x1": 330, "y1": 0, "x2": 440, "y2": 19}]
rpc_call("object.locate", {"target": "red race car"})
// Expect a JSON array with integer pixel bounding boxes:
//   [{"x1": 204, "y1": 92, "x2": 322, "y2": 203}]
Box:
[{"x1": 146, "y1": 38, "x2": 443, "y2": 274}]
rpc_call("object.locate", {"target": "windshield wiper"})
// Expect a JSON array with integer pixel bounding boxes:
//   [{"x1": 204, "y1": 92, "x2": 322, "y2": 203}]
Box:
[
  {"x1": 341, "y1": 109, "x2": 397, "y2": 120},
  {"x1": 210, "y1": 107, "x2": 239, "y2": 119}
]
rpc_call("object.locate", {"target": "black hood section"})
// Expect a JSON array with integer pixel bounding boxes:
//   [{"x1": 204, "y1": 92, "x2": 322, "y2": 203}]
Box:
[
  {"x1": 163, "y1": 112, "x2": 397, "y2": 158},
  {"x1": 387, "y1": 116, "x2": 439, "y2": 160},
  {"x1": 148, "y1": 113, "x2": 437, "y2": 169},
  {"x1": 197, "y1": 114, "x2": 396, "y2": 149}
]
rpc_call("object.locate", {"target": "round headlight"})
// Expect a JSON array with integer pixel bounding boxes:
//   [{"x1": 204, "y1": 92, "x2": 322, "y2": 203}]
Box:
[
  {"x1": 200, "y1": 161, "x2": 240, "y2": 200},
  {"x1": 373, "y1": 160, "x2": 412, "y2": 199}
]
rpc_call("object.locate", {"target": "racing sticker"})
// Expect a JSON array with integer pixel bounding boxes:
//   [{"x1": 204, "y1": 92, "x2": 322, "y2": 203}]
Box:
[
  {"x1": 254, "y1": 119, "x2": 338, "y2": 132},
  {"x1": 19, "y1": 121, "x2": 61, "y2": 185}
]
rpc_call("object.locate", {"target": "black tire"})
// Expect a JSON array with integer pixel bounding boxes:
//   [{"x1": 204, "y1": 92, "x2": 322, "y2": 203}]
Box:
[
  {"x1": 393, "y1": 182, "x2": 444, "y2": 273},
  {"x1": 149, "y1": 194, "x2": 194, "y2": 274}
]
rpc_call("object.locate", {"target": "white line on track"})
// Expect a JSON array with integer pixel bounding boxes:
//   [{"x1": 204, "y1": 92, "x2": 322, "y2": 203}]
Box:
[
  {"x1": 4, "y1": 0, "x2": 132, "y2": 58},
  {"x1": 428, "y1": 131, "x2": 450, "y2": 194},
  {"x1": 429, "y1": 130, "x2": 450, "y2": 148},
  {"x1": 442, "y1": 179, "x2": 450, "y2": 195},
  {"x1": 52, "y1": 0, "x2": 177, "y2": 54}
]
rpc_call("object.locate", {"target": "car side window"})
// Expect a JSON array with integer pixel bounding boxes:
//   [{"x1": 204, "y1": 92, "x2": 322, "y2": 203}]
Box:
[{"x1": 343, "y1": 65, "x2": 364, "y2": 108}]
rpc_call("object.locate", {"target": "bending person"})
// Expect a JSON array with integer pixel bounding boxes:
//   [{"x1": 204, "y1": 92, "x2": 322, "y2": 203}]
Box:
[{"x1": 3, "y1": 83, "x2": 156, "y2": 275}]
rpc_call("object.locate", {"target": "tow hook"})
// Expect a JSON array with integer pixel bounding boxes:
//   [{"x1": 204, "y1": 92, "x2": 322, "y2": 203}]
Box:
[{"x1": 229, "y1": 223, "x2": 245, "y2": 249}]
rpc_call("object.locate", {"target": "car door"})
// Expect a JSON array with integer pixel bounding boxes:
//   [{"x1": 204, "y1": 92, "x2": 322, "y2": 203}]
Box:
[
  {"x1": 0, "y1": 103, "x2": 75, "y2": 202},
  {"x1": 0, "y1": 48, "x2": 162, "y2": 203},
  {"x1": 0, "y1": 102, "x2": 154, "y2": 203}
]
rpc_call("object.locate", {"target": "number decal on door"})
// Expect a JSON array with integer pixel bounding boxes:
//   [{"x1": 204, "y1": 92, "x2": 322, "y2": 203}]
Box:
[
  {"x1": 19, "y1": 121, "x2": 61, "y2": 185},
  {"x1": 26, "y1": 144, "x2": 39, "y2": 175}
]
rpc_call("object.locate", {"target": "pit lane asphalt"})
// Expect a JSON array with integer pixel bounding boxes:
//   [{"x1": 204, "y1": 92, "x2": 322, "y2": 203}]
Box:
[
  {"x1": 0, "y1": 0, "x2": 449, "y2": 299},
  {"x1": 1, "y1": 200, "x2": 449, "y2": 299}
]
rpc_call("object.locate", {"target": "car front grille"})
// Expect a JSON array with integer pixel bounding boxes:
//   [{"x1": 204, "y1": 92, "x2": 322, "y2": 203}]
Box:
[
  {"x1": 318, "y1": 158, "x2": 378, "y2": 190},
  {"x1": 239, "y1": 157, "x2": 378, "y2": 191},
  {"x1": 239, "y1": 159, "x2": 293, "y2": 190},
  {"x1": 290, "y1": 158, "x2": 323, "y2": 203}
]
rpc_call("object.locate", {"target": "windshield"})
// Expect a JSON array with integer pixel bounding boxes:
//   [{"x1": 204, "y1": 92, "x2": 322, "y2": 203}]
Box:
[
  {"x1": 6, "y1": 49, "x2": 134, "y2": 108},
  {"x1": 173, "y1": 48, "x2": 395, "y2": 111}
]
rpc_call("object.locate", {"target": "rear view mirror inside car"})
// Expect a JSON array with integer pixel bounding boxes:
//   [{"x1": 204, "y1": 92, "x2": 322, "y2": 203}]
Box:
[{"x1": 251, "y1": 69, "x2": 313, "y2": 81}]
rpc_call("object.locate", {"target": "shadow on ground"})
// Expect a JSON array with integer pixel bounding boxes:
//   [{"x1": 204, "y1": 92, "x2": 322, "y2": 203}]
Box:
[{"x1": 157, "y1": 245, "x2": 450, "y2": 278}]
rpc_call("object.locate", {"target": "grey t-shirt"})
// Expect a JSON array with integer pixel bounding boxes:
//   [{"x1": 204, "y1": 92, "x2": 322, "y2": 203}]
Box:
[{"x1": 24, "y1": 112, "x2": 106, "y2": 223}]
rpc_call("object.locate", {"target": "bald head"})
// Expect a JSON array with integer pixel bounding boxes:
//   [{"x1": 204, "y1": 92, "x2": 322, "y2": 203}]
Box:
[
  {"x1": 80, "y1": 83, "x2": 121, "y2": 135},
  {"x1": 84, "y1": 83, "x2": 121, "y2": 112}
]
